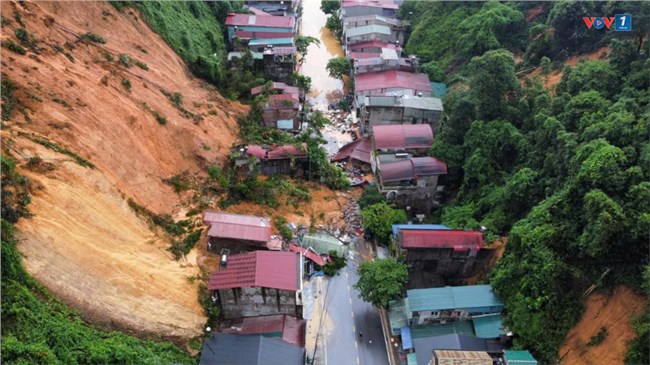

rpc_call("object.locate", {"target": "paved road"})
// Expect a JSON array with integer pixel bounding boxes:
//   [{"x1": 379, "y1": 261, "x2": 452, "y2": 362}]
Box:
[{"x1": 316, "y1": 241, "x2": 389, "y2": 365}]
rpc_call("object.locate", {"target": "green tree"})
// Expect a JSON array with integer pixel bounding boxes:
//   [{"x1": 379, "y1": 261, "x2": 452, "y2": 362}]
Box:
[
  {"x1": 468, "y1": 49, "x2": 520, "y2": 120},
  {"x1": 456, "y1": 1, "x2": 525, "y2": 57},
  {"x1": 292, "y1": 73, "x2": 312, "y2": 93},
  {"x1": 320, "y1": 0, "x2": 340, "y2": 14},
  {"x1": 358, "y1": 185, "x2": 385, "y2": 209},
  {"x1": 354, "y1": 258, "x2": 408, "y2": 308},
  {"x1": 326, "y1": 57, "x2": 350, "y2": 80},
  {"x1": 295, "y1": 35, "x2": 320, "y2": 59},
  {"x1": 325, "y1": 13, "x2": 343, "y2": 41},
  {"x1": 360, "y1": 202, "x2": 407, "y2": 245},
  {"x1": 323, "y1": 250, "x2": 346, "y2": 276},
  {"x1": 420, "y1": 60, "x2": 445, "y2": 82}
]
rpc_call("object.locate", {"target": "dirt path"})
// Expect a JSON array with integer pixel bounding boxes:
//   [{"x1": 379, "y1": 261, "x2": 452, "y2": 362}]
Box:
[{"x1": 559, "y1": 286, "x2": 646, "y2": 365}]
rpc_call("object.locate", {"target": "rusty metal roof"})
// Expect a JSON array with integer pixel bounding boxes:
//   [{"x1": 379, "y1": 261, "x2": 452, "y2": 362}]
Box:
[
  {"x1": 208, "y1": 251, "x2": 299, "y2": 291},
  {"x1": 251, "y1": 82, "x2": 300, "y2": 97},
  {"x1": 412, "y1": 157, "x2": 448, "y2": 175},
  {"x1": 400, "y1": 229, "x2": 484, "y2": 251},
  {"x1": 204, "y1": 211, "x2": 272, "y2": 243},
  {"x1": 289, "y1": 244, "x2": 327, "y2": 266},
  {"x1": 379, "y1": 160, "x2": 415, "y2": 182},
  {"x1": 267, "y1": 94, "x2": 299, "y2": 109},
  {"x1": 355, "y1": 70, "x2": 432, "y2": 93},
  {"x1": 225, "y1": 13, "x2": 296, "y2": 28},
  {"x1": 331, "y1": 137, "x2": 372, "y2": 163},
  {"x1": 246, "y1": 144, "x2": 307, "y2": 160},
  {"x1": 221, "y1": 314, "x2": 306, "y2": 348},
  {"x1": 373, "y1": 124, "x2": 433, "y2": 150}
]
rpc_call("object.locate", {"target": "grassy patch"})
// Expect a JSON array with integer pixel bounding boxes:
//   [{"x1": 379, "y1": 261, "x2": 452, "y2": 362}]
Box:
[
  {"x1": 77, "y1": 32, "x2": 107, "y2": 44},
  {"x1": 163, "y1": 171, "x2": 192, "y2": 193},
  {"x1": 3, "y1": 40, "x2": 26, "y2": 55},
  {"x1": 1, "y1": 78, "x2": 17, "y2": 121},
  {"x1": 587, "y1": 327, "x2": 608, "y2": 347},
  {"x1": 118, "y1": 53, "x2": 132, "y2": 67},
  {"x1": 161, "y1": 90, "x2": 193, "y2": 118},
  {"x1": 121, "y1": 78, "x2": 132, "y2": 92},
  {"x1": 15, "y1": 28, "x2": 40, "y2": 54},
  {"x1": 142, "y1": 103, "x2": 168, "y2": 125},
  {"x1": 18, "y1": 132, "x2": 94, "y2": 168},
  {"x1": 134, "y1": 59, "x2": 149, "y2": 70},
  {"x1": 13, "y1": 12, "x2": 25, "y2": 27}
]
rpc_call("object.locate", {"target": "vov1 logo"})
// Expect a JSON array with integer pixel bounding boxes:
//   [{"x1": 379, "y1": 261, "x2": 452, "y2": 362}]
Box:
[{"x1": 583, "y1": 14, "x2": 632, "y2": 31}]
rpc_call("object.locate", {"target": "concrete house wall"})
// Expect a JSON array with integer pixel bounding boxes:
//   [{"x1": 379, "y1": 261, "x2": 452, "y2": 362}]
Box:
[
  {"x1": 217, "y1": 286, "x2": 302, "y2": 319},
  {"x1": 405, "y1": 248, "x2": 496, "y2": 287},
  {"x1": 364, "y1": 105, "x2": 441, "y2": 132}
]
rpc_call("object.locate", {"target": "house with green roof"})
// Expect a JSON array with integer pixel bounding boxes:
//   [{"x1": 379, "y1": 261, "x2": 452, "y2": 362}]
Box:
[
  {"x1": 299, "y1": 232, "x2": 349, "y2": 256},
  {"x1": 407, "y1": 285, "x2": 503, "y2": 325},
  {"x1": 503, "y1": 350, "x2": 538, "y2": 365}
]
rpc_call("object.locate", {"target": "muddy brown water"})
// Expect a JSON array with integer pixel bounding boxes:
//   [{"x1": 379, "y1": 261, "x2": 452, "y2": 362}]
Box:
[{"x1": 300, "y1": 0, "x2": 345, "y2": 109}]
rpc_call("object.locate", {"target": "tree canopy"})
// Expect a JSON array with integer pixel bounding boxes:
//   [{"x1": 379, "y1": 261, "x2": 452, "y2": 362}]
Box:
[
  {"x1": 354, "y1": 258, "x2": 408, "y2": 308},
  {"x1": 360, "y1": 202, "x2": 407, "y2": 245}
]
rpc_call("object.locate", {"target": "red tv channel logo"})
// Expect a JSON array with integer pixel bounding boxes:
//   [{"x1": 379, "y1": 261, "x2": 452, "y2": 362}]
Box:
[{"x1": 583, "y1": 14, "x2": 632, "y2": 31}]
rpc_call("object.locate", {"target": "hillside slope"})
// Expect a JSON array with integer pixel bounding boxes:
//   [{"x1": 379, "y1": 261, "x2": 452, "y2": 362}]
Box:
[{"x1": 1, "y1": 0, "x2": 247, "y2": 341}]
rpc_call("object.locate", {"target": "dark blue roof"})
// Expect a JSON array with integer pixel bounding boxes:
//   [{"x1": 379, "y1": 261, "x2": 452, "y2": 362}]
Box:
[{"x1": 199, "y1": 333, "x2": 304, "y2": 365}]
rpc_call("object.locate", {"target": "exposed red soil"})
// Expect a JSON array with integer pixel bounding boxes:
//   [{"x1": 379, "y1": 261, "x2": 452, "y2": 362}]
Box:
[
  {"x1": 560, "y1": 286, "x2": 647, "y2": 365},
  {"x1": 2, "y1": 0, "x2": 248, "y2": 342}
]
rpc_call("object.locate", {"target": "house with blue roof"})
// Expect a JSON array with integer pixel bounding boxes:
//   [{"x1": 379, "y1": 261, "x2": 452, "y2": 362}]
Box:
[{"x1": 406, "y1": 285, "x2": 503, "y2": 325}]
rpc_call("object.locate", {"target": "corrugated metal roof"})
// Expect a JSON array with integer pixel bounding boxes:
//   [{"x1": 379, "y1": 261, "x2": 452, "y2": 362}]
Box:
[
  {"x1": 373, "y1": 124, "x2": 433, "y2": 150},
  {"x1": 379, "y1": 159, "x2": 415, "y2": 183},
  {"x1": 246, "y1": 6, "x2": 273, "y2": 16},
  {"x1": 349, "y1": 52, "x2": 382, "y2": 60},
  {"x1": 503, "y1": 350, "x2": 538, "y2": 364},
  {"x1": 267, "y1": 144, "x2": 307, "y2": 160},
  {"x1": 267, "y1": 93, "x2": 299, "y2": 109},
  {"x1": 220, "y1": 315, "x2": 305, "y2": 348},
  {"x1": 264, "y1": 46, "x2": 296, "y2": 55},
  {"x1": 204, "y1": 211, "x2": 272, "y2": 243},
  {"x1": 406, "y1": 285, "x2": 503, "y2": 312},
  {"x1": 401, "y1": 326, "x2": 413, "y2": 350},
  {"x1": 365, "y1": 95, "x2": 442, "y2": 110},
  {"x1": 412, "y1": 157, "x2": 448, "y2": 176},
  {"x1": 347, "y1": 24, "x2": 392, "y2": 38},
  {"x1": 389, "y1": 298, "x2": 412, "y2": 330},
  {"x1": 352, "y1": 137, "x2": 372, "y2": 163},
  {"x1": 355, "y1": 70, "x2": 432, "y2": 93},
  {"x1": 289, "y1": 244, "x2": 327, "y2": 266},
  {"x1": 228, "y1": 51, "x2": 264, "y2": 60},
  {"x1": 392, "y1": 224, "x2": 450, "y2": 236},
  {"x1": 199, "y1": 333, "x2": 304, "y2": 365},
  {"x1": 226, "y1": 13, "x2": 296, "y2": 28},
  {"x1": 410, "y1": 321, "x2": 474, "y2": 339},
  {"x1": 414, "y1": 335, "x2": 503, "y2": 365},
  {"x1": 407, "y1": 353, "x2": 418, "y2": 365},
  {"x1": 208, "y1": 251, "x2": 299, "y2": 291},
  {"x1": 236, "y1": 30, "x2": 294, "y2": 40},
  {"x1": 342, "y1": 0, "x2": 399, "y2": 9},
  {"x1": 251, "y1": 82, "x2": 299, "y2": 97},
  {"x1": 300, "y1": 233, "x2": 349, "y2": 256},
  {"x1": 344, "y1": 14, "x2": 402, "y2": 26},
  {"x1": 434, "y1": 350, "x2": 492, "y2": 364},
  {"x1": 348, "y1": 40, "x2": 397, "y2": 50},
  {"x1": 400, "y1": 229, "x2": 482, "y2": 250},
  {"x1": 472, "y1": 314, "x2": 504, "y2": 339},
  {"x1": 431, "y1": 82, "x2": 447, "y2": 98},
  {"x1": 248, "y1": 37, "x2": 294, "y2": 46}
]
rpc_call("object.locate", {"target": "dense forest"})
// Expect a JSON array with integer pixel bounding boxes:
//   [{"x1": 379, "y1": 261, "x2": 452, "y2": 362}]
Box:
[{"x1": 400, "y1": 1, "x2": 649, "y2": 363}]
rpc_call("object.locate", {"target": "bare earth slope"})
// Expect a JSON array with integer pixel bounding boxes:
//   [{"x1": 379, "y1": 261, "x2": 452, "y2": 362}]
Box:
[
  {"x1": 559, "y1": 286, "x2": 647, "y2": 365},
  {"x1": 2, "y1": 0, "x2": 247, "y2": 341}
]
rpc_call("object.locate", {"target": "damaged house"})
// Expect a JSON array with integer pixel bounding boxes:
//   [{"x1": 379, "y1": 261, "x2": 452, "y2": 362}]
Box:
[{"x1": 209, "y1": 251, "x2": 303, "y2": 319}]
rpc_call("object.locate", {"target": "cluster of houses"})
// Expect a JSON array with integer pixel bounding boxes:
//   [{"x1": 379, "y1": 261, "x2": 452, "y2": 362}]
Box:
[
  {"x1": 225, "y1": 1, "x2": 300, "y2": 84},
  {"x1": 387, "y1": 223, "x2": 538, "y2": 365},
  {"x1": 199, "y1": 210, "x2": 349, "y2": 365},
  {"x1": 330, "y1": 0, "x2": 448, "y2": 213}
]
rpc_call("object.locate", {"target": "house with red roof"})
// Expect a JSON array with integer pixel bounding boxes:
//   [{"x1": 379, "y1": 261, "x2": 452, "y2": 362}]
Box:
[
  {"x1": 220, "y1": 314, "x2": 306, "y2": 348},
  {"x1": 250, "y1": 82, "x2": 302, "y2": 130},
  {"x1": 209, "y1": 251, "x2": 303, "y2": 318},
  {"x1": 203, "y1": 211, "x2": 281, "y2": 253},
  {"x1": 233, "y1": 143, "x2": 308, "y2": 176},
  {"x1": 375, "y1": 156, "x2": 448, "y2": 213},
  {"x1": 394, "y1": 228, "x2": 497, "y2": 287},
  {"x1": 341, "y1": 0, "x2": 399, "y2": 18}
]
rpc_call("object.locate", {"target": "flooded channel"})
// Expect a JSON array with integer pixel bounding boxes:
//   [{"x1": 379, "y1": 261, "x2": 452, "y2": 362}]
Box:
[{"x1": 299, "y1": 0, "x2": 353, "y2": 155}]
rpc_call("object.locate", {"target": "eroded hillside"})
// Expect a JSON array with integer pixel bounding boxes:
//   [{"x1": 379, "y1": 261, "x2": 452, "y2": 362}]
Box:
[{"x1": 1, "y1": 0, "x2": 247, "y2": 341}]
